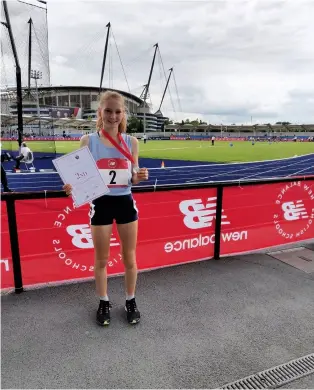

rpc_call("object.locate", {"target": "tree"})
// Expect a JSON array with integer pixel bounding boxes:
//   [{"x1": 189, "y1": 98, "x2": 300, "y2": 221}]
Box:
[
  {"x1": 127, "y1": 116, "x2": 141, "y2": 133},
  {"x1": 138, "y1": 120, "x2": 144, "y2": 133}
]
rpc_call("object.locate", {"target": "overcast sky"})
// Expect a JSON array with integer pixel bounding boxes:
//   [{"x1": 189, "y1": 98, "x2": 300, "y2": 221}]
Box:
[{"x1": 2, "y1": 0, "x2": 314, "y2": 124}]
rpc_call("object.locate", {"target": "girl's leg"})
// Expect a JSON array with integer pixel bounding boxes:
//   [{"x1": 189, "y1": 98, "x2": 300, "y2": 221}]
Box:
[
  {"x1": 117, "y1": 220, "x2": 138, "y2": 296},
  {"x1": 117, "y1": 220, "x2": 140, "y2": 324},
  {"x1": 91, "y1": 224, "x2": 112, "y2": 325}
]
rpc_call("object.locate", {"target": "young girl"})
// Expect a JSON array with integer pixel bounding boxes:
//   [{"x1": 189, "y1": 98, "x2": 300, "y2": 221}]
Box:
[{"x1": 63, "y1": 91, "x2": 148, "y2": 325}]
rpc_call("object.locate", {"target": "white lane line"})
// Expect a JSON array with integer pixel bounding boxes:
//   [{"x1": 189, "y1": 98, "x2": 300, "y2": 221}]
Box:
[
  {"x1": 287, "y1": 166, "x2": 314, "y2": 176},
  {"x1": 162, "y1": 158, "x2": 313, "y2": 183},
  {"x1": 240, "y1": 156, "x2": 314, "y2": 180},
  {"x1": 147, "y1": 153, "x2": 314, "y2": 170}
]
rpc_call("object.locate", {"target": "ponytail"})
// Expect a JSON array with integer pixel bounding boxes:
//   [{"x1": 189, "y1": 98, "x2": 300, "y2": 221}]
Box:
[
  {"x1": 96, "y1": 115, "x2": 103, "y2": 130},
  {"x1": 118, "y1": 115, "x2": 127, "y2": 133}
]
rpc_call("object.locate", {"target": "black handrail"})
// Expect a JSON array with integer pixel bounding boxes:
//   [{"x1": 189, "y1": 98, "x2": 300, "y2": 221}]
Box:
[
  {"x1": 1, "y1": 174, "x2": 314, "y2": 293},
  {"x1": 6, "y1": 199, "x2": 23, "y2": 293},
  {"x1": 214, "y1": 185, "x2": 223, "y2": 260}
]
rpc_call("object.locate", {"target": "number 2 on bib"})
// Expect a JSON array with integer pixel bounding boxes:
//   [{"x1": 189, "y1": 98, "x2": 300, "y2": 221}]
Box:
[
  {"x1": 109, "y1": 170, "x2": 116, "y2": 184},
  {"x1": 97, "y1": 158, "x2": 130, "y2": 187}
]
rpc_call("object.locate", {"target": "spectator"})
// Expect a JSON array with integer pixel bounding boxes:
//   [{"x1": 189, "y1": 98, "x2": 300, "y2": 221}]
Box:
[
  {"x1": 14, "y1": 142, "x2": 32, "y2": 170},
  {"x1": 1, "y1": 147, "x2": 13, "y2": 192}
]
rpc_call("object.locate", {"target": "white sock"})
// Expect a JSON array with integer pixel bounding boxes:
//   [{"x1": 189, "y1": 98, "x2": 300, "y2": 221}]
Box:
[
  {"x1": 126, "y1": 294, "x2": 135, "y2": 301},
  {"x1": 100, "y1": 295, "x2": 109, "y2": 301}
]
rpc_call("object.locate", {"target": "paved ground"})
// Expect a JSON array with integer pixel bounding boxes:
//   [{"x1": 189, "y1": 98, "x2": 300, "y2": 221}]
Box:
[
  {"x1": 2, "y1": 244, "x2": 314, "y2": 389},
  {"x1": 284, "y1": 375, "x2": 314, "y2": 388}
]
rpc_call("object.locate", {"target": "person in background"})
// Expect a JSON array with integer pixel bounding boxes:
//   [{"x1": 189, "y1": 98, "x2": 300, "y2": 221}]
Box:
[
  {"x1": 63, "y1": 91, "x2": 149, "y2": 326},
  {"x1": 1, "y1": 164, "x2": 11, "y2": 192},
  {"x1": 1, "y1": 147, "x2": 13, "y2": 192},
  {"x1": 14, "y1": 142, "x2": 32, "y2": 170}
]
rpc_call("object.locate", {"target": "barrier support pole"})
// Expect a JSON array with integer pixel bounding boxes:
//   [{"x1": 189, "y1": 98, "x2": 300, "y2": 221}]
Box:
[
  {"x1": 214, "y1": 185, "x2": 223, "y2": 260},
  {"x1": 6, "y1": 199, "x2": 24, "y2": 293}
]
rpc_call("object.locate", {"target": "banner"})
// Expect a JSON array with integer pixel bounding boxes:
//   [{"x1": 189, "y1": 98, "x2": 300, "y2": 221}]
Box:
[
  {"x1": 170, "y1": 136, "x2": 246, "y2": 141},
  {"x1": 0, "y1": 137, "x2": 81, "y2": 142},
  {"x1": 49, "y1": 107, "x2": 81, "y2": 119},
  {"x1": 0, "y1": 202, "x2": 14, "y2": 289},
  {"x1": 1, "y1": 180, "x2": 313, "y2": 290},
  {"x1": 2, "y1": 188, "x2": 219, "y2": 289},
  {"x1": 221, "y1": 180, "x2": 314, "y2": 255}
]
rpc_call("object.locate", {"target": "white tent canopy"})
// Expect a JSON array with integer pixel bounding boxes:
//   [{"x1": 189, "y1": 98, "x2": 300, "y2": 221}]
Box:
[{"x1": 0, "y1": 114, "x2": 97, "y2": 129}]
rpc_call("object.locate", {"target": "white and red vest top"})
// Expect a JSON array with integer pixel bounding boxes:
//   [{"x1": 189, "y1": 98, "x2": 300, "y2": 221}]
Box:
[{"x1": 88, "y1": 132, "x2": 133, "y2": 196}]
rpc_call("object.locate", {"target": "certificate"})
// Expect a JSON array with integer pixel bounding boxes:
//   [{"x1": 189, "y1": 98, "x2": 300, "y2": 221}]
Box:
[{"x1": 52, "y1": 146, "x2": 110, "y2": 207}]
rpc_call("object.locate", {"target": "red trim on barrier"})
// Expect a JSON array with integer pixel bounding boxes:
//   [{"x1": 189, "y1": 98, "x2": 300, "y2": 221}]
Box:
[
  {"x1": 169, "y1": 136, "x2": 311, "y2": 142},
  {"x1": 1, "y1": 181, "x2": 313, "y2": 290}
]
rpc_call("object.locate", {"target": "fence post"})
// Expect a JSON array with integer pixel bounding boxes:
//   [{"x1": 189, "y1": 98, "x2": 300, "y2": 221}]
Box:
[
  {"x1": 6, "y1": 199, "x2": 24, "y2": 293},
  {"x1": 214, "y1": 185, "x2": 224, "y2": 260}
]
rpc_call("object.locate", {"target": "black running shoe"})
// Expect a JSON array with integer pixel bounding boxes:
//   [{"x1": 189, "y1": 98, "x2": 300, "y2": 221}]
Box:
[
  {"x1": 125, "y1": 298, "x2": 140, "y2": 324},
  {"x1": 96, "y1": 300, "x2": 111, "y2": 326}
]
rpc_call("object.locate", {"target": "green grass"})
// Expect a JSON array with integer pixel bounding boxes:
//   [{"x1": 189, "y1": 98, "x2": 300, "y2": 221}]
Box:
[
  {"x1": 2, "y1": 140, "x2": 313, "y2": 163},
  {"x1": 140, "y1": 140, "x2": 314, "y2": 162},
  {"x1": 1, "y1": 140, "x2": 80, "y2": 154}
]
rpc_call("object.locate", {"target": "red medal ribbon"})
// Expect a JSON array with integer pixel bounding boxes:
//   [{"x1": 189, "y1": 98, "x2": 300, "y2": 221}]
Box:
[{"x1": 101, "y1": 129, "x2": 135, "y2": 165}]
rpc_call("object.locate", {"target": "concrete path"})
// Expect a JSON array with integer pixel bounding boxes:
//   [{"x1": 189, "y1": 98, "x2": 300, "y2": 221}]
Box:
[{"x1": 2, "y1": 245, "x2": 314, "y2": 389}]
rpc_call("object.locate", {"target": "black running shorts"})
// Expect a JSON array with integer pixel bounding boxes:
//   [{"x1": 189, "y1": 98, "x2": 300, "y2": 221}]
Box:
[{"x1": 89, "y1": 194, "x2": 138, "y2": 226}]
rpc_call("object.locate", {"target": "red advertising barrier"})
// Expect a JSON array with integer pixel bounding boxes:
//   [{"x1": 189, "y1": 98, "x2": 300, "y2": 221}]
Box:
[
  {"x1": 1, "y1": 188, "x2": 217, "y2": 289},
  {"x1": 170, "y1": 137, "x2": 261, "y2": 141},
  {"x1": 1, "y1": 180, "x2": 313, "y2": 290},
  {"x1": 169, "y1": 136, "x2": 306, "y2": 142},
  {"x1": 221, "y1": 180, "x2": 314, "y2": 255},
  {"x1": 0, "y1": 202, "x2": 14, "y2": 289}
]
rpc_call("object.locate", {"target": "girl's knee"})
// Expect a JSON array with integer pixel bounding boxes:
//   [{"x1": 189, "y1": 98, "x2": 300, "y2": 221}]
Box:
[
  {"x1": 95, "y1": 257, "x2": 109, "y2": 269},
  {"x1": 122, "y1": 251, "x2": 136, "y2": 269},
  {"x1": 124, "y1": 261, "x2": 137, "y2": 270}
]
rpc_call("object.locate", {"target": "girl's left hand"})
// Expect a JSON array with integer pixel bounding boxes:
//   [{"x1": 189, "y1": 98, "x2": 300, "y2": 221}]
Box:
[{"x1": 133, "y1": 168, "x2": 149, "y2": 184}]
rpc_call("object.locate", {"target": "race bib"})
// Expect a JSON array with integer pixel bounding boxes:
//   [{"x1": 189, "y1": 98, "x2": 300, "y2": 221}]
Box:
[{"x1": 97, "y1": 158, "x2": 131, "y2": 187}]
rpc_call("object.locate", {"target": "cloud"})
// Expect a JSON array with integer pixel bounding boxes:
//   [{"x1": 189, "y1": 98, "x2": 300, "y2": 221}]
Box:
[{"x1": 1, "y1": 0, "x2": 314, "y2": 124}]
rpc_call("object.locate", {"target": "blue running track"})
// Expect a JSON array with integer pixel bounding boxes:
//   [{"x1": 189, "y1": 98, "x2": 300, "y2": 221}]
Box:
[{"x1": 2, "y1": 154, "x2": 314, "y2": 192}]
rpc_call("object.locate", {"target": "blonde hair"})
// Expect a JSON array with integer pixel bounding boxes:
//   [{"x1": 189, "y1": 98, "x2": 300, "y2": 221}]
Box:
[{"x1": 96, "y1": 91, "x2": 127, "y2": 133}]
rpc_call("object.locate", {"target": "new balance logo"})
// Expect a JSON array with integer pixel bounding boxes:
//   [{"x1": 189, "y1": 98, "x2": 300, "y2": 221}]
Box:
[
  {"x1": 66, "y1": 224, "x2": 120, "y2": 249},
  {"x1": 282, "y1": 201, "x2": 309, "y2": 221},
  {"x1": 179, "y1": 197, "x2": 230, "y2": 229},
  {"x1": 0, "y1": 259, "x2": 10, "y2": 272}
]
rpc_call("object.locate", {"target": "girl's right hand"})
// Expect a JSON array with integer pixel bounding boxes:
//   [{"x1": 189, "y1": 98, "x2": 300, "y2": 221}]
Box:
[{"x1": 63, "y1": 183, "x2": 72, "y2": 196}]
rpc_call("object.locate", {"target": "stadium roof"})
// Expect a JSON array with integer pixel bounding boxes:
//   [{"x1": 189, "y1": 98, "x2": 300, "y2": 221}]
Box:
[
  {"x1": 1, "y1": 114, "x2": 314, "y2": 133},
  {"x1": 1, "y1": 86, "x2": 144, "y2": 105},
  {"x1": 0, "y1": 114, "x2": 96, "y2": 129}
]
